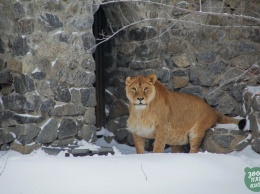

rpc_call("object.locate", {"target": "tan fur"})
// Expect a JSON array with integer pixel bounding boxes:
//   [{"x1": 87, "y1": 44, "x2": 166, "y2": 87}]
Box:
[{"x1": 125, "y1": 74, "x2": 242, "y2": 154}]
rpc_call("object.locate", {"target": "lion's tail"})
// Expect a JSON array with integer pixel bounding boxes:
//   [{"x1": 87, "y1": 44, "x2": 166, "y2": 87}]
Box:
[{"x1": 216, "y1": 112, "x2": 247, "y2": 130}]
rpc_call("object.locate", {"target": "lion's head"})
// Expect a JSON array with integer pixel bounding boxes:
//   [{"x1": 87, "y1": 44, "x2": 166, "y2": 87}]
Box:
[{"x1": 125, "y1": 74, "x2": 157, "y2": 110}]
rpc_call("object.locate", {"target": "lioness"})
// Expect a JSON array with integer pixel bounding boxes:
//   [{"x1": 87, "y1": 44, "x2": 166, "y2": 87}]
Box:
[{"x1": 125, "y1": 74, "x2": 246, "y2": 154}]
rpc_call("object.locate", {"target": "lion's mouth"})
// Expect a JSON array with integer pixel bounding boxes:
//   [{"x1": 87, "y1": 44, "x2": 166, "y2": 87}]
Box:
[{"x1": 134, "y1": 103, "x2": 147, "y2": 106}]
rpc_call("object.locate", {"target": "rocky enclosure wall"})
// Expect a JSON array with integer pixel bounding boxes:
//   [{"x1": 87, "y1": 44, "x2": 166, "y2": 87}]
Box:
[
  {"x1": 0, "y1": 0, "x2": 259, "y2": 154},
  {"x1": 0, "y1": 0, "x2": 99, "y2": 153}
]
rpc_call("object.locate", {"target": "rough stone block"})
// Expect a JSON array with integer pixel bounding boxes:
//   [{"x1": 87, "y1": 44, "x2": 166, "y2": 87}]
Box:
[
  {"x1": 81, "y1": 58, "x2": 96, "y2": 71},
  {"x1": 40, "y1": 99, "x2": 55, "y2": 114},
  {"x1": 171, "y1": 53, "x2": 191, "y2": 68},
  {"x1": 58, "y1": 118, "x2": 78, "y2": 140},
  {"x1": 35, "y1": 118, "x2": 58, "y2": 144},
  {"x1": 80, "y1": 87, "x2": 97, "y2": 107},
  {"x1": 2, "y1": 92, "x2": 40, "y2": 111},
  {"x1": 16, "y1": 124, "x2": 41, "y2": 145},
  {"x1": 12, "y1": 2, "x2": 25, "y2": 18},
  {"x1": 196, "y1": 50, "x2": 216, "y2": 63},
  {"x1": 78, "y1": 125, "x2": 97, "y2": 143},
  {"x1": 172, "y1": 77, "x2": 189, "y2": 89},
  {"x1": 158, "y1": 67, "x2": 172, "y2": 83},
  {"x1": 11, "y1": 142, "x2": 40, "y2": 154},
  {"x1": 201, "y1": 128, "x2": 249, "y2": 153},
  {"x1": 14, "y1": 74, "x2": 35, "y2": 94},
  {"x1": 12, "y1": 36, "x2": 29, "y2": 56},
  {"x1": 81, "y1": 32, "x2": 95, "y2": 52},
  {"x1": 49, "y1": 104, "x2": 86, "y2": 116},
  {"x1": 109, "y1": 100, "x2": 129, "y2": 119},
  {"x1": 115, "y1": 128, "x2": 129, "y2": 143},
  {"x1": 44, "y1": 13, "x2": 63, "y2": 32},
  {"x1": 84, "y1": 107, "x2": 96, "y2": 125},
  {"x1": 207, "y1": 61, "x2": 227, "y2": 75},
  {"x1": 189, "y1": 66, "x2": 214, "y2": 87},
  {"x1": 0, "y1": 69, "x2": 12, "y2": 84},
  {"x1": 69, "y1": 14, "x2": 94, "y2": 30},
  {"x1": 55, "y1": 88, "x2": 71, "y2": 103}
]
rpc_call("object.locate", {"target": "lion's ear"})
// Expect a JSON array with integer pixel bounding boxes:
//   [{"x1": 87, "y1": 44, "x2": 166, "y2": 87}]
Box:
[
  {"x1": 147, "y1": 74, "x2": 157, "y2": 85},
  {"x1": 126, "y1": 77, "x2": 132, "y2": 86}
]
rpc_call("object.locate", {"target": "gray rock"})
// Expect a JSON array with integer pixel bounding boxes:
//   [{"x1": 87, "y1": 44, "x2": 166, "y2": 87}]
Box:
[
  {"x1": 78, "y1": 125, "x2": 97, "y2": 142},
  {"x1": 0, "y1": 111, "x2": 14, "y2": 123},
  {"x1": 0, "y1": 129, "x2": 15, "y2": 145},
  {"x1": 0, "y1": 69, "x2": 12, "y2": 84},
  {"x1": 106, "y1": 119, "x2": 119, "y2": 134},
  {"x1": 219, "y1": 68, "x2": 244, "y2": 86},
  {"x1": 217, "y1": 93, "x2": 237, "y2": 115},
  {"x1": 22, "y1": 93, "x2": 41, "y2": 111},
  {"x1": 58, "y1": 118, "x2": 78, "y2": 140},
  {"x1": 205, "y1": 88, "x2": 224, "y2": 106},
  {"x1": 252, "y1": 138, "x2": 260, "y2": 154},
  {"x1": 44, "y1": 13, "x2": 63, "y2": 32},
  {"x1": 35, "y1": 118, "x2": 58, "y2": 144},
  {"x1": 115, "y1": 128, "x2": 129, "y2": 142},
  {"x1": 196, "y1": 51, "x2": 216, "y2": 63},
  {"x1": 40, "y1": 99, "x2": 55, "y2": 113},
  {"x1": 84, "y1": 107, "x2": 96, "y2": 125},
  {"x1": 16, "y1": 124, "x2": 41, "y2": 145},
  {"x1": 189, "y1": 66, "x2": 214, "y2": 87},
  {"x1": 70, "y1": 88, "x2": 81, "y2": 104},
  {"x1": 81, "y1": 58, "x2": 95, "y2": 71},
  {"x1": 158, "y1": 68, "x2": 172, "y2": 83},
  {"x1": 12, "y1": 2, "x2": 25, "y2": 18},
  {"x1": 2, "y1": 94, "x2": 24, "y2": 110},
  {"x1": 14, "y1": 74, "x2": 35, "y2": 94},
  {"x1": 212, "y1": 135, "x2": 234, "y2": 148},
  {"x1": 80, "y1": 87, "x2": 97, "y2": 107},
  {"x1": 32, "y1": 71, "x2": 45, "y2": 80},
  {"x1": 49, "y1": 104, "x2": 86, "y2": 117},
  {"x1": 37, "y1": 81, "x2": 53, "y2": 97},
  {"x1": 12, "y1": 36, "x2": 29, "y2": 56},
  {"x1": 116, "y1": 52, "x2": 131, "y2": 68},
  {"x1": 229, "y1": 83, "x2": 246, "y2": 102},
  {"x1": 55, "y1": 88, "x2": 71, "y2": 103},
  {"x1": 207, "y1": 61, "x2": 227, "y2": 74},
  {"x1": 70, "y1": 15, "x2": 94, "y2": 31},
  {"x1": 109, "y1": 100, "x2": 129, "y2": 119},
  {"x1": 180, "y1": 86, "x2": 202, "y2": 97},
  {"x1": 81, "y1": 32, "x2": 95, "y2": 52},
  {"x1": 67, "y1": 70, "x2": 95, "y2": 87}
]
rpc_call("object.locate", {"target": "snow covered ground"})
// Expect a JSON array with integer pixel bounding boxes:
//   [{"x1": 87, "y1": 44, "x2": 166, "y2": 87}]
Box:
[{"x1": 0, "y1": 128, "x2": 259, "y2": 194}]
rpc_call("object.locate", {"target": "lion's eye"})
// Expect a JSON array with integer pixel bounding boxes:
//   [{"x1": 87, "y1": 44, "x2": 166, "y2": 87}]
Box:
[
  {"x1": 144, "y1": 87, "x2": 148, "y2": 92},
  {"x1": 131, "y1": 87, "x2": 136, "y2": 91}
]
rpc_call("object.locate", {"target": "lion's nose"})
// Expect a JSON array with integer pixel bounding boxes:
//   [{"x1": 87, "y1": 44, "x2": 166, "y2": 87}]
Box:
[{"x1": 137, "y1": 98, "x2": 144, "y2": 101}]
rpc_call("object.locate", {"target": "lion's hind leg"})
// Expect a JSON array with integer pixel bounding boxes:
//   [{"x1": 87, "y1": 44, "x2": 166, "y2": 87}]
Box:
[{"x1": 188, "y1": 126, "x2": 208, "y2": 153}]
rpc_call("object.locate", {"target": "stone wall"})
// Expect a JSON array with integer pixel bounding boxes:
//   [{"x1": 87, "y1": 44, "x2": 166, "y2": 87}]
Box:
[
  {"x1": 0, "y1": 0, "x2": 99, "y2": 153},
  {"x1": 101, "y1": 0, "x2": 260, "y2": 151},
  {"x1": 0, "y1": 0, "x2": 260, "y2": 154}
]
